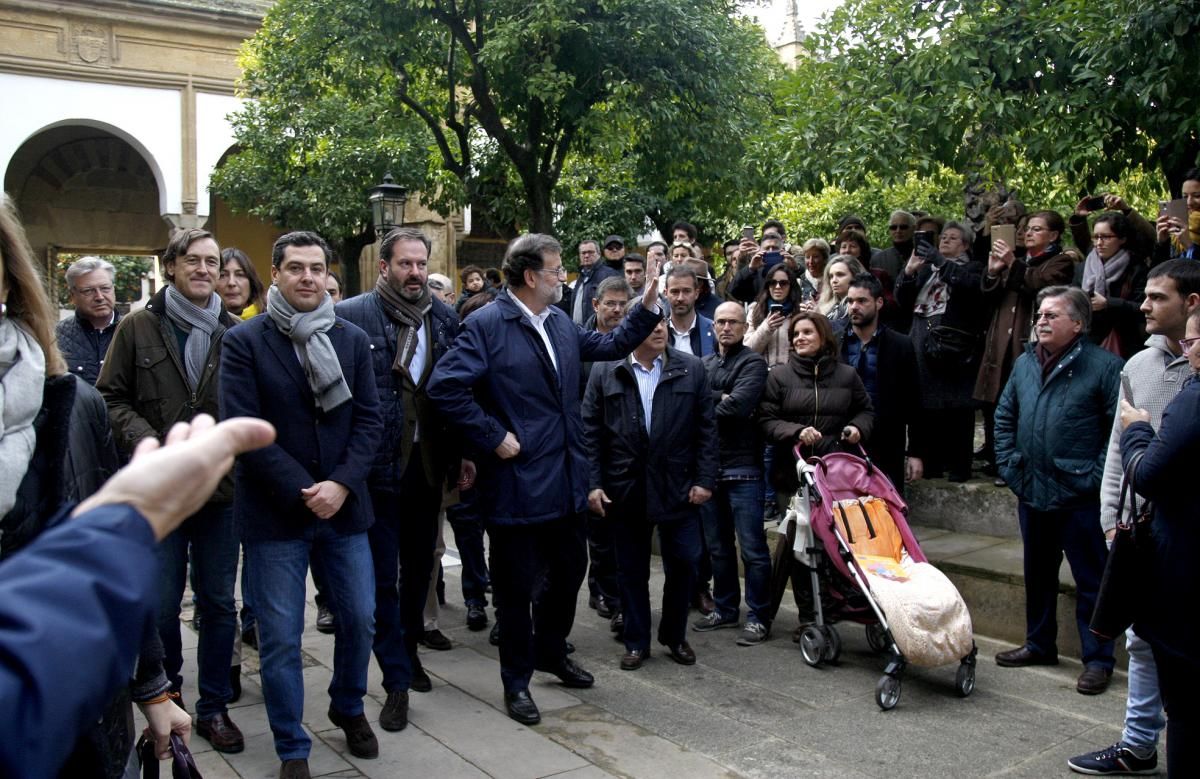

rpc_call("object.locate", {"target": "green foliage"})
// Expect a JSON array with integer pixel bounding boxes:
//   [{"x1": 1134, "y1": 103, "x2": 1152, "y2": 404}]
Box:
[
  {"x1": 218, "y1": 0, "x2": 782, "y2": 246},
  {"x1": 767, "y1": 0, "x2": 1200, "y2": 196},
  {"x1": 55, "y1": 254, "x2": 152, "y2": 307}
]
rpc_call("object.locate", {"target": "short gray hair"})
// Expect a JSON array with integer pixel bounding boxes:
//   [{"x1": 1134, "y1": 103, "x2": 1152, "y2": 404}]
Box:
[
  {"x1": 941, "y1": 220, "x2": 975, "y2": 249},
  {"x1": 65, "y1": 256, "x2": 116, "y2": 290},
  {"x1": 594, "y1": 276, "x2": 632, "y2": 302},
  {"x1": 427, "y1": 273, "x2": 452, "y2": 292},
  {"x1": 1037, "y1": 285, "x2": 1092, "y2": 333},
  {"x1": 503, "y1": 233, "x2": 562, "y2": 289},
  {"x1": 890, "y1": 210, "x2": 916, "y2": 227}
]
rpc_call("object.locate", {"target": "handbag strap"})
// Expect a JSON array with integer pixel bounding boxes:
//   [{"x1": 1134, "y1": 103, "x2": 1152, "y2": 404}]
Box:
[{"x1": 1119, "y1": 451, "x2": 1148, "y2": 529}]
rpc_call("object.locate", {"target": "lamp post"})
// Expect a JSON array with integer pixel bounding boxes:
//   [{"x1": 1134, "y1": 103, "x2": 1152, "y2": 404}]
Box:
[{"x1": 367, "y1": 173, "x2": 408, "y2": 238}]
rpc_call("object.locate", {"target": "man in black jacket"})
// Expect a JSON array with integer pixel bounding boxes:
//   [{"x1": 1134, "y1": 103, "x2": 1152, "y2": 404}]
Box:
[
  {"x1": 336, "y1": 227, "x2": 464, "y2": 732},
  {"x1": 840, "y1": 274, "x2": 924, "y2": 493},
  {"x1": 582, "y1": 306, "x2": 718, "y2": 671},
  {"x1": 694, "y1": 302, "x2": 771, "y2": 646},
  {"x1": 56, "y1": 256, "x2": 121, "y2": 385},
  {"x1": 569, "y1": 239, "x2": 620, "y2": 325}
]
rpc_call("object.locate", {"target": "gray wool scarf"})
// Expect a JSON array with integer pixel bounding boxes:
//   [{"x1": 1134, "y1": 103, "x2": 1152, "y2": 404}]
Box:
[
  {"x1": 266, "y1": 284, "x2": 351, "y2": 412},
  {"x1": 163, "y1": 285, "x2": 223, "y2": 389},
  {"x1": 1081, "y1": 247, "x2": 1132, "y2": 298},
  {"x1": 0, "y1": 318, "x2": 44, "y2": 524}
]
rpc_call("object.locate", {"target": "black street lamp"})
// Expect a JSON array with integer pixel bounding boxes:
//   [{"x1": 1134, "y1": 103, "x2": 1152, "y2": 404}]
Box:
[{"x1": 367, "y1": 173, "x2": 408, "y2": 238}]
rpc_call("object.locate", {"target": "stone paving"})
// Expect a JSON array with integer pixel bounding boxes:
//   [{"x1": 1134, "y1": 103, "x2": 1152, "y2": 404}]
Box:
[{"x1": 154, "y1": 549, "x2": 1134, "y2": 778}]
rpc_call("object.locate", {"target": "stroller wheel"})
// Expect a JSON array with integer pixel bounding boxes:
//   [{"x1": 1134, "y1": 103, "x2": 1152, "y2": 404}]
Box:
[
  {"x1": 820, "y1": 625, "x2": 841, "y2": 663},
  {"x1": 799, "y1": 626, "x2": 826, "y2": 667},
  {"x1": 865, "y1": 623, "x2": 888, "y2": 654},
  {"x1": 955, "y1": 661, "x2": 976, "y2": 697},
  {"x1": 875, "y1": 674, "x2": 901, "y2": 711}
]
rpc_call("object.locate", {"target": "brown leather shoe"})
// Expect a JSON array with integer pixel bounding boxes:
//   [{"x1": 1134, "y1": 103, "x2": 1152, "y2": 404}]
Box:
[
  {"x1": 995, "y1": 645, "x2": 1058, "y2": 668},
  {"x1": 1077, "y1": 665, "x2": 1113, "y2": 695},
  {"x1": 620, "y1": 648, "x2": 649, "y2": 671},
  {"x1": 693, "y1": 590, "x2": 716, "y2": 615},
  {"x1": 663, "y1": 641, "x2": 697, "y2": 665},
  {"x1": 279, "y1": 759, "x2": 310, "y2": 779},
  {"x1": 195, "y1": 712, "x2": 245, "y2": 754}
]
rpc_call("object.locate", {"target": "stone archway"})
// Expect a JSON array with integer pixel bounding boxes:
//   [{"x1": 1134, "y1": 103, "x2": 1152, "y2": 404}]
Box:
[{"x1": 4, "y1": 124, "x2": 166, "y2": 296}]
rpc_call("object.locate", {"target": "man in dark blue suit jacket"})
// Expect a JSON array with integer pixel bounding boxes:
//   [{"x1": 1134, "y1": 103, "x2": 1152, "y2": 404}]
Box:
[
  {"x1": 220, "y1": 232, "x2": 383, "y2": 777},
  {"x1": 427, "y1": 234, "x2": 663, "y2": 726}
]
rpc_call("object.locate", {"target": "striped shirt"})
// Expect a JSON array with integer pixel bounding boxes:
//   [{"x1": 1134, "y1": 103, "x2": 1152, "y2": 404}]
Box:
[{"x1": 630, "y1": 354, "x2": 664, "y2": 434}]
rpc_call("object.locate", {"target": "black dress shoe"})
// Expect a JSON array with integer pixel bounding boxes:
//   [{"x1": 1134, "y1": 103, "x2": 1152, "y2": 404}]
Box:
[
  {"x1": 663, "y1": 641, "x2": 697, "y2": 665},
  {"x1": 380, "y1": 690, "x2": 409, "y2": 731},
  {"x1": 535, "y1": 657, "x2": 594, "y2": 688},
  {"x1": 610, "y1": 611, "x2": 624, "y2": 633},
  {"x1": 565, "y1": 640, "x2": 576, "y2": 655},
  {"x1": 595, "y1": 600, "x2": 616, "y2": 619},
  {"x1": 467, "y1": 603, "x2": 489, "y2": 631},
  {"x1": 279, "y1": 759, "x2": 310, "y2": 779},
  {"x1": 195, "y1": 712, "x2": 245, "y2": 754},
  {"x1": 327, "y1": 708, "x2": 378, "y2": 759},
  {"x1": 620, "y1": 648, "x2": 649, "y2": 671},
  {"x1": 315, "y1": 605, "x2": 336, "y2": 635},
  {"x1": 1077, "y1": 665, "x2": 1113, "y2": 695},
  {"x1": 410, "y1": 665, "x2": 433, "y2": 693},
  {"x1": 504, "y1": 690, "x2": 541, "y2": 725},
  {"x1": 421, "y1": 629, "x2": 453, "y2": 651},
  {"x1": 995, "y1": 645, "x2": 1058, "y2": 667},
  {"x1": 489, "y1": 621, "x2": 501, "y2": 646}
]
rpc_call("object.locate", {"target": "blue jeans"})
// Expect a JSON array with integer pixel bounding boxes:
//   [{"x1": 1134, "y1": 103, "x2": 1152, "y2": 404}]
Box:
[
  {"x1": 156, "y1": 502, "x2": 238, "y2": 719},
  {"x1": 612, "y1": 514, "x2": 701, "y2": 652},
  {"x1": 702, "y1": 479, "x2": 772, "y2": 626},
  {"x1": 1017, "y1": 501, "x2": 1114, "y2": 670},
  {"x1": 1122, "y1": 627, "x2": 1165, "y2": 750},
  {"x1": 246, "y1": 525, "x2": 375, "y2": 761}
]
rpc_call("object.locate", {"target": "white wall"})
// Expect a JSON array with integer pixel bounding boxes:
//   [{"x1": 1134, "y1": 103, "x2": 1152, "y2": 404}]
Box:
[
  {"x1": 195, "y1": 91, "x2": 241, "y2": 218},
  {"x1": 0, "y1": 72, "x2": 181, "y2": 214}
]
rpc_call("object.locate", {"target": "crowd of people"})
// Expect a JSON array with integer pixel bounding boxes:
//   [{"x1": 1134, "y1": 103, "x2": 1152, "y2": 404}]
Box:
[{"x1": 1, "y1": 169, "x2": 1199, "y2": 778}]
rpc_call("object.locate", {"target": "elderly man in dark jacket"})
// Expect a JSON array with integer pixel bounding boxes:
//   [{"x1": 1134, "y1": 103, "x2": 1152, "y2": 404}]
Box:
[
  {"x1": 97, "y1": 227, "x2": 244, "y2": 752},
  {"x1": 427, "y1": 234, "x2": 662, "y2": 726},
  {"x1": 336, "y1": 227, "x2": 461, "y2": 731},
  {"x1": 994, "y1": 286, "x2": 1123, "y2": 696},
  {"x1": 583, "y1": 307, "x2": 717, "y2": 670},
  {"x1": 694, "y1": 302, "x2": 771, "y2": 646},
  {"x1": 55, "y1": 256, "x2": 121, "y2": 385}
]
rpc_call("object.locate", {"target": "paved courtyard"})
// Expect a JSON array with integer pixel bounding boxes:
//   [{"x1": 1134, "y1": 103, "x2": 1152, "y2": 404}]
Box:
[{"x1": 156, "y1": 553, "x2": 1132, "y2": 778}]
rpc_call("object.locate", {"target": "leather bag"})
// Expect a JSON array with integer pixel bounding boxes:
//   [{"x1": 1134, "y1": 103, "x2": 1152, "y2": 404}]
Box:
[
  {"x1": 138, "y1": 733, "x2": 203, "y2": 779},
  {"x1": 1089, "y1": 453, "x2": 1154, "y2": 642}
]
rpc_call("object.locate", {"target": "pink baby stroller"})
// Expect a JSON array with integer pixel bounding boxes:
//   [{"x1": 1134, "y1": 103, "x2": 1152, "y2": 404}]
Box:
[{"x1": 779, "y1": 447, "x2": 977, "y2": 710}]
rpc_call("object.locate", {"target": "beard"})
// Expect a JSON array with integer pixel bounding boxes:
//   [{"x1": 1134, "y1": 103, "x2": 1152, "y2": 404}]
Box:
[{"x1": 547, "y1": 281, "x2": 563, "y2": 305}]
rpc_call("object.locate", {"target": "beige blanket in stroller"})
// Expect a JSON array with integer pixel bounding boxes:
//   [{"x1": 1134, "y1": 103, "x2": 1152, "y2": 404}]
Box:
[{"x1": 856, "y1": 554, "x2": 974, "y2": 667}]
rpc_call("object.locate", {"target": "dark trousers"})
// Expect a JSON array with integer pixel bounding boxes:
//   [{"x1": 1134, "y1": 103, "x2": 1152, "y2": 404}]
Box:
[
  {"x1": 446, "y1": 494, "x2": 490, "y2": 607},
  {"x1": 157, "y1": 502, "x2": 238, "y2": 719},
  {"x1": 488, "y1": 515, "x2": 587, "y2": 692},
  {"x1": 918, "y1": 407, "x2": 975, "y2": 479},
  {"x1": 1018, "y1": 501, "x2": 1114, "y2": 669},
  {"x1": 368, "y1": 455, "x2": 441, "y2": 692},
  {"x1": 586, "y1": 511, "x2": 620, "y2": 610},
  {"x1": 612, "y1": 513, "x2": 701, "y2": 652},
  {"x1": 702, "y1": 479, "x2": 772, "y2": 626},
  {"x1": 1151, "y1": 643, "x2": 1199, "y2": 776}
]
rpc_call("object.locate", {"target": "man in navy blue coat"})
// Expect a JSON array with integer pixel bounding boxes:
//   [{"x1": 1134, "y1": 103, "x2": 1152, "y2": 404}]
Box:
[
  {"x1": 220, "y1": 232, "x2": 384, "y2": 777},
  {"x1": 427, "y1": 233, "x2": 663, "y2": 726}
]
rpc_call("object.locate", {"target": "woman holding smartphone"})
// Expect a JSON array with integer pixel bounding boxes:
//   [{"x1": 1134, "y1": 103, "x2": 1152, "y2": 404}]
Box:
[{"x1": 746, "y1": 264, "x2": 804, "y2": 368}]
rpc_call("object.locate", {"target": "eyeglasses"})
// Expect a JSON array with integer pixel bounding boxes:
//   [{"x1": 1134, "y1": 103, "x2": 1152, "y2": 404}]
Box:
[
  {"x1": 888, "y1": 224, "x2": 911, "y2": 231},
  {"x1": 1180, "y1": 336, "x2": 1200, "y2": 351},
  {"x1": 1026, "y1": 226, "x2": 1049, "y2": 233},
  {"x1": 539, "y1": 266, "x2": 567, "y2": 279},
  {"x1": 1035, "y1": 311, "x2": 1063, "y2": 322},
  {"x1": 1091, "y1": 233, "x2": 1118, "y2": 242},
  {"x1": 74, "y1": 284, "x2": 114, "y2": 296},
  {"x1": 767, "y1": 279, "x2": 791, "y2": 288}
]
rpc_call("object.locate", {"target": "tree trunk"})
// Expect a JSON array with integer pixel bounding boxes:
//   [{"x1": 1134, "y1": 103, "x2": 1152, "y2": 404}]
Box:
[
  {"x1": 332, "y1": 228, "x2": 375, "y2": 297},
  {"x1": 518, "y1": 167, "x2": 556, "y2": 235}
]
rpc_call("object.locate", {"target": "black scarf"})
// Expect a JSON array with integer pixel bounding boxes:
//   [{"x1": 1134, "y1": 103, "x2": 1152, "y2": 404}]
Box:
[{"x1": 375, "y1": 276, "x2": 432, "y2": 381}]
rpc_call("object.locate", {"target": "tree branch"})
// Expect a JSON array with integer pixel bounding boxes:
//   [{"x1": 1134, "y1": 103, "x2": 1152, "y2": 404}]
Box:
[{"x1": 392, "y1": 62, "x2": 466, "y2": 178}]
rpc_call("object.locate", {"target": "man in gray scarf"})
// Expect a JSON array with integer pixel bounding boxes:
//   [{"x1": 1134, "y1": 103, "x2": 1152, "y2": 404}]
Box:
[
  {"x1": 97, "y1": 228, "x2": 245, "y2": 754},
  {"x1": 337, "y1": 227, "x2": 468, "y2": 732},
  {"x1": 220, "y1": 231, "x2": 383, "y2": 779}
]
